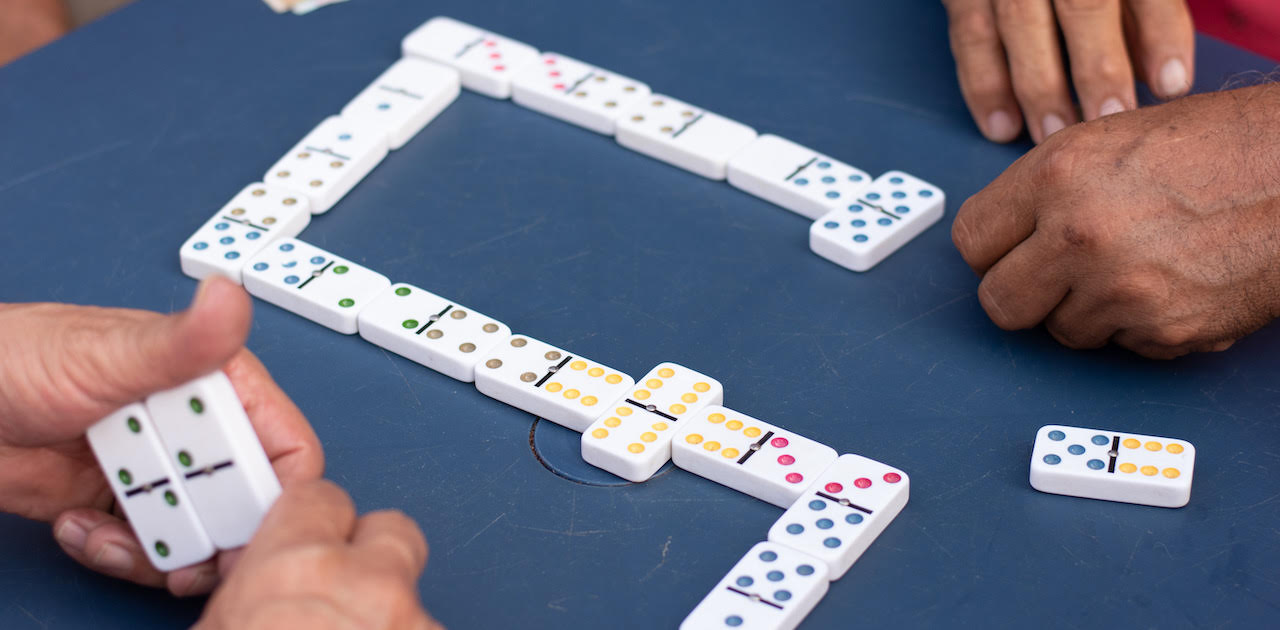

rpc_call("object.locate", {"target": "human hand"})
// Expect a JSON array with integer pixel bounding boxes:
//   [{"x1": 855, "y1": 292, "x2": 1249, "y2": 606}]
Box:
[
  {"x1": 0, "y1": 276, "x2": 323, "y2": 595},
  {"x1": 196, "y1": 480, "x2": 441, "y2": 630},
  {"x1": 951, "y1": 85, "x2": 1280, "y2": 358},
  {"x1": 941, "y1": 0, "x2": 1195, "y2": 143}
]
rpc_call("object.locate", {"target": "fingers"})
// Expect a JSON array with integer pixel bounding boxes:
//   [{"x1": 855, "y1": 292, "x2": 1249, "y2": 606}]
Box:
[
  {"x1": 52, "y1": 508, "x2": 222, "y2": 596},
  {"x1": 976, "y1": 231, "x2": 1070, "y2": 329},
  {"x1": 1044, "y1": 291, "x2": 1120, "y2": 349},
  {"x1": 1053, "y1": 0, "x2": 1136, "y2": 119},
  {"x1": 944, "y1": 0, "x2": 1023, "y2": 142},
  {"x1": 244, "y1": 480, "x2": 357, "y2": 559},
  {"x1": 993, "y1": 0, "x2": 1078, "y2": 143},
  {"x1": 951, "y1": 154, "x2": 1041, "y2": 274},
  {"x1": 351, "y1": 511, "x2": 429, "y2": 582},
  {"x1": 1125, "y1": 0, "x2": 1194, "y2": 99},
  {"x1": 223, "y1": 349, "x2": 324, "y2": 486}
]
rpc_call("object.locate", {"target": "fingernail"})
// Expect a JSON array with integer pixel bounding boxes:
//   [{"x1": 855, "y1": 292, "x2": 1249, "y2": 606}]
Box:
[
  {"x1": 93, "y1": 542, "x2": 135, "y2": 573},
  {"x1": 1099, "y1": 98, "x2": 1126, "y2": 117},
  {"x1": 192, "y1": 278, "x2": 213, "y2": 305},
  {"x1": 55, "y1": 519, "x2": 88, "y2": 551},
  {"x1": 985, "y1": 110, "x2": 1018, "y2": 142},
  {"x1": 1158, "y1": 59, "x2": 1189, "y2": 97},
  {"x1": 1041, "y1": 113, "x2": 1066, "y2": 138}
]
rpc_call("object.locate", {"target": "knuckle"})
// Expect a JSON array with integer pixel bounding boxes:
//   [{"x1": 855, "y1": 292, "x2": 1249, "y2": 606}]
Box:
[
  {"x1": 977, "y1": 281, "x2": 1021, "y2": 330},
  {"x1": 949, "y1": 8, "x2": 1000, "y2": 49},
  {"x1": 1053, "y1": 0, "x2": 1113, "y2": 15},
  {"x1": 1149, "y1": 324, "x2": 1197, "y2": 348}
]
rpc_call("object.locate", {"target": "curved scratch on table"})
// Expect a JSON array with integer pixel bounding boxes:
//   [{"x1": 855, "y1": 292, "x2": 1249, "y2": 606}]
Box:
[{"x1": 0, "y1": 140, "x2": 132, "y2": 195}]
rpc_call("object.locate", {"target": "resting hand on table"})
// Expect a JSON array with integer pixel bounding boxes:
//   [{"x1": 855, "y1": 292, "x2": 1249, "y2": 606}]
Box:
[
  {"x1": 0, "y1": 277, "x2": 323, "y2": 595},
  {"x1": 952, "y1": 84, "x2": 1280, "y2": 358},
  {"x1": 941, "y1": 0, "x2": 1195, "y2": 143}
]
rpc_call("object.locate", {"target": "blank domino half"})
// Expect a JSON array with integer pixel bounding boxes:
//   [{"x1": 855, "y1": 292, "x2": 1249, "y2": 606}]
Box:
[
  {"x1": 1029, "y1": 424, "x2": 1195, "y2": 508},
  {"x1": 767, "y1": 453, "x2": 909, "y2": 580},
  {"x1": 726, "y1": 134, "x2": 872, "y2": 220},
  {"x1": 581, "y1": 363, "x2": 724, "y2": 482},
  {"x1": 671, "y1": 405, "x2": 837, "y2": 508},
  {"x1": 809, "y1": 170, "x2": 944, "y2": 272}
]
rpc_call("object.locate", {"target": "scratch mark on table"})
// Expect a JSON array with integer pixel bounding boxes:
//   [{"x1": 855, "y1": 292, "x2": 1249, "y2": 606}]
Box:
[
  {"x1": 0, "y1": 140, "x2": 132, "y2": 194},
  {"x1": 640, "y1": 535, "x2": 674, "y2": 582},
  {"x1": 454, "y1": 512, "x2": 507, "y2": 553},
  {"x1": 448, "y1": 216, "x2": 548, "y2": 257},
  {"x1": 379, "y1": 348, "x2": 423, "y2": 409},
  {"x1": 845, "y1": 293, "x2": 972, "y2": 354}
]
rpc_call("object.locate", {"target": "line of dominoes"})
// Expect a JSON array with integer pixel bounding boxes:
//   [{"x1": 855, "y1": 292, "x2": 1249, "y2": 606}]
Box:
[{"x1": 167, "y1": 16, "x2": 1194, "y2": 628}]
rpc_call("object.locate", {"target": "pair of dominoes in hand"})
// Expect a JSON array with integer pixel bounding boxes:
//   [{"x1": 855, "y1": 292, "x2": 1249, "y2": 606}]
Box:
[
  {"x1": 399, "y1": 16, "x2": 946, "y2": 272},
  {"x1": 87, "y1": 372, "x2": 280, "y2": 571}
]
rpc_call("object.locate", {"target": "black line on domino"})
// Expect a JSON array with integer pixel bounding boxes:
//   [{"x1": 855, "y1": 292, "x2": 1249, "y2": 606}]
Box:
[
  {"x1": 737, "y1": 431, "x2": 774, "y2": 465},
  {"x1": 417, "y1": 304, "x2": 453, "y2": 335},
  {"x1": 671, "y1": 113, "x2": 703, "y2": 139},
  {"x1": 624, "y1": 398, "x2": 679, "y2": 422},
  {"x1": 535, "y1": 356, "x2": 573, "y2": 388},
  {"x1": 817, "y1": 491, "x2": 873, "y2": 515},
  {"x1": 725, "y1": 587, "x2": 783, "y2": 610},
  {"x1": 297, "y1": 260, "x2": 333, "y2": 290},
  {"x1": 124, "y1": 477, "x2": 172, "y2": 498},
  {"x1": 785, "y1": 157, "x2": 816, "y2": 182},
  {"x1": 184, "y1": 460, "x2": 235, "y2": 480}
]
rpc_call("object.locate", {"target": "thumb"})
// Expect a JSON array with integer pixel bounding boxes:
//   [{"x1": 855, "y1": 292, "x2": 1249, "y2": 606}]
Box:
[{"x1": 5, "y1": 276, "x2": 253, "y2": 444}]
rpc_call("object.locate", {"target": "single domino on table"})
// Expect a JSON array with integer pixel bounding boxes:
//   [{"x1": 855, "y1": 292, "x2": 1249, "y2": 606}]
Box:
[
  {"x1": 358, "y1": 283, "x2": 511, "y2": 383},
  {"x1": 1029, "y1": 424, "x2": 1195, "y2": 508},
  {"x1": 341, "y1": 57, "x2": 461, "y2": 150},
  {"x1": 401, "y1": 16, "x2": 540, "y2": 99},
  {"x1": 614, "y1": 94, "x2": 758, "y2": 180},
  {"x1": 263, "y1": 115, "x2": 389, "y2": 214},
  {"x1": 146, "y1": 371, "x2": 282, "y2": 549},
  {"x1": 86, "y1": 403, "x2": 215, "y2": 571},
  {"x1": 581, "y1": 363, "x2": 724, "y2": 482},
  {"x1": 510, "y1": 52, "x2": 651, "y2": 135},
  {"x1": 680, "y1": 541, "x2": 829, "y2": 630},
  {"x1": 671, "y1": 405, "x2": 837, "y2": 508},
  {"x1": 179, "y1": 183, "x2": 312, "y2": 284},
  {"x1": 726, "y1": 134, "x2": 872, "y2": 220},
  {"x1": 767, "y1": 453, "x2": 909, "y2": 580},
  {"x1": 809, "y1": 170, "x2": 944, "y2": 272},
  {"x1": 242, "y1": 238, "x2": 390, "y2": 335},
  {"x1": 474, "y1": 334, "x2": 634, "y2": 432}
]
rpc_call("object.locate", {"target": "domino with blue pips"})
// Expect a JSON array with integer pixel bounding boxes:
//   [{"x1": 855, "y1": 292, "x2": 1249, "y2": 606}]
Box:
[
  {"x1": 242, "y1": 238, "x2": 391, "y2": 335},
  {"x1": 1029, "y1": 424, "x2": 1194, "y2": 508},
  {"x1": 726, "y1": 134, "x2": 872, "y2": 220},
  {"x1": 263, "y1": 115, "x2": 389, "y2": 214},
  {"x1": 340, "y1": 57, "x2": 461, "y2": 150},
  {"x1": 680, "y1": 541, "x2": 829, "y2": 630},
  {"x1": 179, "y1": 183, "x2": 312, "y2": 283},
  {"x1": 809, "y1": 170, "x2": 944, "y2": 272}
]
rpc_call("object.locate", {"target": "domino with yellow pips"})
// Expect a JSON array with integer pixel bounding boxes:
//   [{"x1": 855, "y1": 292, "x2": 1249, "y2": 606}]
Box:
[
  {"x1": 1029, "y1": 424, "x2": 1194, "y2": 508},
  {"x1": 581, "y1": 362, "x2": 723, "y2": 482}
]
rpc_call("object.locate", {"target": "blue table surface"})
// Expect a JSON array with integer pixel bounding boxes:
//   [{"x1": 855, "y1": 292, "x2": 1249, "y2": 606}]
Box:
[{"x1": 2, "y1": 0, "x2": 1278, "y2": 627}]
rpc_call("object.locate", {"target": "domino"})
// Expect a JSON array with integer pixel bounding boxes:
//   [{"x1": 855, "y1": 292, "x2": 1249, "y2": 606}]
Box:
[
  {"x1": 1029, "y1": 424, "x2": 1195, "y2": 508},
  {"x1": 145, "y1": 372, "x2": 282, "y2": 549},
  {"x1": 179, "y1": 183, "x2": 312, "y2": 283},
  {"x1": 86, "y1": 404, "x2": 215, "y2": 571},
  {"x1": 767, "y1": 453, "x2": 908, "y2": 580},
  {"x1": 671, "y1": 405, "x2": 837, "y2": 508},
  {"x1": 242, "y1": 238, "x2": 390, "y2": 335},
  {"x1": 263, "y1": 115, "x2": 389, "y2": 214},
  {"x1": 401, "y1": 16, "x2": 540, "y2": 99},
  {"x1": 474, "y1": 335, "x2": 634, "y2": 432},
  {"x1": 680, "y1": 541, "x2": 829, "y2": 630},
  {"x1": 340, "y1": 57, "x2": 461, "y2": 150},
  {"x1": 510, "y1": 52, "x2": 651, "y2": 135},
  {"x1": 357, "y1": 283, "x2": 511, "y2": 382},
  {"x1": 614, "y1": 94, "x2": 758, "y2": 180},
  {"x1": 809, "y1": 170, "x2": 945, "y2": 272},
  {"x1": 581, "y1": 363, "x2": 724, "y2": 482},
  {"x1": 726, "y1": 134, "x2": 872, "y2": 220}
]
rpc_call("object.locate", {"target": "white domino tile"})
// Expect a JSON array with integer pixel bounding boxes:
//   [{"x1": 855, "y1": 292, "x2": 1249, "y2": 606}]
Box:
[
  {"x1": 86, "y1": 404, "x2": 215, "y2": 571},
  {"x1": 401, "y1": 16, "x2": 540, "y2": 99},
  {"x1": 681, "y1": 541, "x2": 829, "y2": 630},
  {"x1": 263, "y1": 115, "x2": 389, "y2": 214},
  {"x1": 581, "y1": 363, "x2": 724, "y2": 482},
  {"x1": 357, "y1": 283, "x2": 511, "y2": 382},
  {"x1": 809, "y1": 170, "x2": 944, "y2": 272},
  {"x1": 242, "y1": 238, "x2": 390, "y2": 335},
  {"x1": 474, "y1": 335, "x2": 635, "y2": 432},
  {"x1": 511, "y1": 52, "x2": 651, "y2": 135},
  {"x1": 146, "y1": 372, "x2": 282, "y2": 549},
  {"x1": 341, "y1": 57, "x2": 461, "y2": 150},
  {"x1": 614, "y1": 94, "x2": 758, "y2": 180},
  {"x1": 179, "y1": 183, "x2": 312, "y2": 284},
  {"x1": 726, "y1": 134, "x2": 872, "y2": 220},
  {"x1": 1029, "y1": 424, "x2": 1195, "y2": 508},
  {"x1": 767, "y1": 454, "x2": 909, "y2": 580},
  {"x1": 672, "y1": 405, "x2": 837, "y2": 507}
]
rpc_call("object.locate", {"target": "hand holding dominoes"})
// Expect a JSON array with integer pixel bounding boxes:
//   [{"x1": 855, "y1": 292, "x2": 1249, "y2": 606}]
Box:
[{"x1": 0, "y1": 277, "x2": 322, "y2": 595}]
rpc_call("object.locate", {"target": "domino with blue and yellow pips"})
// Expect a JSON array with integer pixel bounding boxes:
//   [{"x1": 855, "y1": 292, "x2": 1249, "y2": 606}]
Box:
[
  {"x1": 680, "y1": 541, "x2": 829, "y2": 630},
  {"x1": 581, "y1": 363, "x2": 724, "y2": 482},
  {"x1": 242, "y1": 238, "x2": 391, "y2": 335},
  {"x1": 263, "y1": 115, "x2": 389, "y2": 214},
  {"x1": 341, "y1": 57, "x2": 461, "y2": 150},
  {"x1": 357, "y1": 283, "x2": 511, "y2": 382},
  {"x1": 671, "y1": 405, "x2": 837, "y2": 508},
  {"x1": 179, "y1": 183, "x2": 312, "y2": 283},
  {"x1": 1029, "y1": 424, "x2": 1194, "y2": 508},
  {"x1": 86, "y1": 403, "x2": 215, "y2": 571},
  {"x1": 474, "y1": 335, "x2": 634, "y2": 432},
  {"x1": 726, "y1": 134, "x2": 872, "y2": 220},
  {"x1": 808, "y1": 170, "x2": 944, "y2": 272},
  {"x1": 767, "y1": 453, "x2": 909, "y2": 580}
]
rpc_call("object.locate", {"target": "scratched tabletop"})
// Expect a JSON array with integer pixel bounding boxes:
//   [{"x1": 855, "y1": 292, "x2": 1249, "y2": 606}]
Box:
[{"x1": 1, "y1": 0, "x2": 1278, "y2": 627}]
